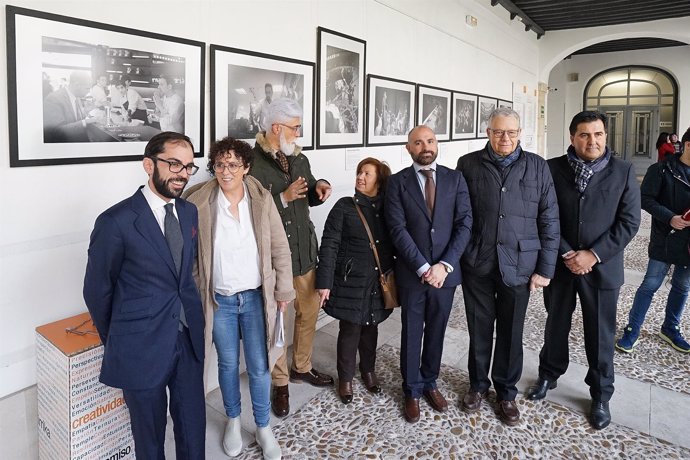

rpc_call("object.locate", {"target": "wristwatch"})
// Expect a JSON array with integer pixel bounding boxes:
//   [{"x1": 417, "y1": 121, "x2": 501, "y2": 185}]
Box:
[{"x1": 443, "y1": 264, "x2": 453, "y2": 274}]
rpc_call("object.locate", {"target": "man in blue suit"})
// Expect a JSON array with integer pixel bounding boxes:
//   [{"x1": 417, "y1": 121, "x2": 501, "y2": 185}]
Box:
[
  {"x1": 84, "y1": 132, "x2": 206, "y2": 459},
  {"x1": 385, "y1": 125, "x2": 473, "y2": 423}
]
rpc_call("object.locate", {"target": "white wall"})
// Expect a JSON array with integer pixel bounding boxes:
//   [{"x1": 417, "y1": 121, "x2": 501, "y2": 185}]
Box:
[
  {"x1": 0, "y1": 0, "x2": 541, "y2": 398},
  {"x1": 545, "y1": 45, "x2": 690, "y2": 158}
]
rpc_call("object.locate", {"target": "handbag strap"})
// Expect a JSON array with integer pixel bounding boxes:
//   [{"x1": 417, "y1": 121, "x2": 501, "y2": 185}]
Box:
[{"x1": 352, "y1": 198, "x2": 385, "y2": 274}]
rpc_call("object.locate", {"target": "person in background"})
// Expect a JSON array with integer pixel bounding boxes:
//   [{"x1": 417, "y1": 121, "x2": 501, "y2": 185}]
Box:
[
  {"x1": 257, "y1": 83, "x2": 274, "y2": 131},
  {"x1": 386, "y1": 125, "x2": 472, "y2": 423},
  {"x1": 152, "y1": 75, "x2": 185, "y2": 133},
  {"x1": 184, "y1": 137, "x2": 293, "y2": 460},
  {"x1": 526, "y1": 110, "x2": 640, "y2": 430},
  {"x1": 90, "y1": 74, "x2": 109, "y2": 109},
  {"x1": 249, "y1": 98, "x2": 334, "y2": 418},
  {"x1": 114, "y1": 80, "x2": 148, "y2": 124},
  {"x1": 657, "y1": 132, "x2": 675, "y2": 162},
  {"x1": 316, "y1": 158, "x2": 394, "y2": 404},
  {"x1": 456, "y1": 107, "x2": 560, "y2": 427},
  {"x1": 43, "y1": 70, "x2": 96, "y2": 143},
  {"x1": 671, "y1": 133, "x2": 682, "y2": 155},
  {"x1": 616, "y1": 127, "x2": 690, "y2": 355},
  {"x1": 84, "y1": 132, "x2": 206, "y2": 458}
]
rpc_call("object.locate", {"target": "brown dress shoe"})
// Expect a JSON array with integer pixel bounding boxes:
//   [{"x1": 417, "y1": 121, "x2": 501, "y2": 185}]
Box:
[
  {"x1": 361, "y1": 372, "x2": 381, "y2": 394},
  {"x1": 289, "y1": 368, "x2": 334, "y2": 387},
  {"x1": 497, "y1": 399, "x2": 520, "y2": 426},
  {"x1": 271, "y1": 385, "x2": 290, "y2": 417},
  {"x1": 338, "y1": 380, "x2": 353, "y2": 404},
  {"x1": 461, "y1": 390, "x2": 489, "y2": 413},
  {"x1": 404, "y1": 396, "x2": 420, "y2": 423},
  {"x1": 423, "y1": 389, "x2": 448, "y2": 413}
]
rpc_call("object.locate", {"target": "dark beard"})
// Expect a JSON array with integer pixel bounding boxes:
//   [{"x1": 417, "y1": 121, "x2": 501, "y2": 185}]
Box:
[{"x1": 153, "y1": 165, "x2": 187, "y2": 199}]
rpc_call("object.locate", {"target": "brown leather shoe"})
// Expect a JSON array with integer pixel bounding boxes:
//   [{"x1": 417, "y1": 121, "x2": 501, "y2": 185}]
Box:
[
  {"x1": 461, "y1": 390, "x2": 489, "y2": 413},
  {"x1": 271, "y1": 385, "x2": 289, "y2": 417},
  {"x1": 361, "y1": 372, "x2": 381, "y2": 394},
  {"x1": 338, "y1": 380, "x2": 353, "y2": 404},
  {"x1": 423, "y1": 388, "x2": 448, "y2": 413},
  {"x1": 404, "y1": 396, "x2": 420, "y2": 423},
  {"x1": 497, "y1": 399, "x2": 520, "y2": 426},
  {"x1": 289, "y1": 368, "x2": 334, "y2": 387}
]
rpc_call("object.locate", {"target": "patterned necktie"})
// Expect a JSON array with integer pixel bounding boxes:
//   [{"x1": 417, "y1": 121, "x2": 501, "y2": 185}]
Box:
[
  {"x1": 276, "y1": 151, "x2": 290, "y2": 174},
  {"x1": 420, "y1": 169, "x2": 436, "y2": 216},
  {"x1": 164, "y1": 203, "x2": 188, "y2": 328}
]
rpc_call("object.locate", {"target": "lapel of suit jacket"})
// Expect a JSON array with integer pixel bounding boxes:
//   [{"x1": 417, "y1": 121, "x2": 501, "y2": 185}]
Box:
[
  {"x1": 585, "y1": 160, "x2": 614, "y2": 190},
  {"x1": 131, "y1": 188, "x2": 179, "y2": 280},
  {"x1": 403, "y1": 166, "x2": 431, "y2": 222},
  {"x1": 176, "y1": 199, "x2": 195, "y2": 280}
]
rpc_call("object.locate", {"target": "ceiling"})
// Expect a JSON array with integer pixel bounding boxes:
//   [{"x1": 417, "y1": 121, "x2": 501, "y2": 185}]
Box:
[{"x1": 492, "y1": 0, "x2": 690, "y2": 54}]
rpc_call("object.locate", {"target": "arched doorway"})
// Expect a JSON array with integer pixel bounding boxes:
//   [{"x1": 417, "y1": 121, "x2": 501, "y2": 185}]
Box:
[{"x1": 583, "y1": 65, "x2": 678, "y2": 171}]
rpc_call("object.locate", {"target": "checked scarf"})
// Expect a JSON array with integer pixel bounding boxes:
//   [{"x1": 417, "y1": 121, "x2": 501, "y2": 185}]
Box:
[{"x1": 566, "y1": 145, "x2": 610, "y2": 193}]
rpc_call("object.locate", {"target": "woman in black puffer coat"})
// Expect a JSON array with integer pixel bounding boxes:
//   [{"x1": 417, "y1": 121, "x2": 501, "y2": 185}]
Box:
[{"x1": 316, "y1": 157, "x2": 394, "y2": 404}]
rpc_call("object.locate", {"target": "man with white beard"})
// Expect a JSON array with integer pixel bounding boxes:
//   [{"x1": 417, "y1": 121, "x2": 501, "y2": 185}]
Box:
[{"x1": 249, "y1": 98, "x2": 334, "y2": 417}]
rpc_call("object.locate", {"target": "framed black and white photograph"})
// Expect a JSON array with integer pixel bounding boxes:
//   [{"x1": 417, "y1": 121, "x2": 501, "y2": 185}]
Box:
[
  {"x1": 477, "y1": 96, "x2": 498, "y2": 138},
  {"x1": 451, "y1": 92, "x2": 477, "y2": 140},
  {"x1": 366, "y1": 74, "x2": 415, "y2": 147},
  {"x1": 416, "y1": 85, "x2": 451, "y2": 142},
  {"x1": 316, "y1": 27, "x2": 365, "y2": 149},
  {"x1": 498, "y1": 99, "x2": 513, "y2": 109},
  {"x1": 210, "y1": 45, "x2": 314, "y2": 150},
  {"x1": 6, "y1": 6, "x2": 204, "y2": 167}
]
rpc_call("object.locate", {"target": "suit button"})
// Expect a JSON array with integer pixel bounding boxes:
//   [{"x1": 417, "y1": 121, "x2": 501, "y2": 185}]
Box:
[
  {"x1": 374, "y1": 267, "x2": 378, "y2": 271},
  {"x1": 580, "y1": 196, "x2": 585, "y2": 200},
  {"x1": 173, "y1": 313, "x2": 178, "y2": 319},
  {"x1": 431, "y1": 228, "x2": 435, "y2": 233},
  {"x1": 501, "y1": 187, "x2": 507, "y2": 192},
  {"x1": 498, "y1": 241, "x2": 502, "y2": 245},
  {"x1": 499, "y1": 214, "x2": 505, "y2": 219},
  {"x1": 287, "y1": 234, "x2": 291, "y2": 238}
]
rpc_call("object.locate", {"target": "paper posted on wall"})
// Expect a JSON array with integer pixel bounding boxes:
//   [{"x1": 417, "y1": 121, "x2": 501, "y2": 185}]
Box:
[{"x1": 274, "y1": 311, "x2": 285, "y2": 348}]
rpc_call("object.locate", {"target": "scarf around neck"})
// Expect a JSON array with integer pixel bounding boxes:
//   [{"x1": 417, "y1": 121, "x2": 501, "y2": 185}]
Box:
[{"x1": 566, "y1": 145, "x2": 610, "y2": 193}]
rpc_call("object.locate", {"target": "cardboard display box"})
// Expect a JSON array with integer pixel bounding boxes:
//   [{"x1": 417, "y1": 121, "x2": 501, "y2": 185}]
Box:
[{"x1": 36, "y1": 312, "x2": 134, "y2": 459}]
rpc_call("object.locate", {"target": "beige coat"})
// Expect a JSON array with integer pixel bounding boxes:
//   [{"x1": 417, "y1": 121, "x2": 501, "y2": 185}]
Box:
[{"x1": 184, "y1": 175, "x2": 295, "y2": 388}]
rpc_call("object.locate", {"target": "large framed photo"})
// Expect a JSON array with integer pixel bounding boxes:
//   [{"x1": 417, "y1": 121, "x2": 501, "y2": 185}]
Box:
[
  {"x1": 451, "y1": 92, "x2": 477, "y2": 140},
  {"x1": 6, "y1": 6, "x2": 204, "y2": 167},
  {"x1": 416, "y1": 84, "x2": 451, "y2": 142},
  {"x1": 316, "y1": 27, "x2": 366, "y2": 149},
  {"x1": 210, "y1": 45, "x2": 314, "y2": 149},
  {"x1": 366, "y1": 74, "x2": 415, "y2": 147},
  {"x1": 477, "y1": 96, "x2": 498, "y2": 138}
]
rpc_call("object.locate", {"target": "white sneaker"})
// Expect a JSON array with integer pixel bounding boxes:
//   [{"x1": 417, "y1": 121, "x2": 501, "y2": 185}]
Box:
[
  {"x1": 256, "y1": 425, "x2": 281, "y2": 460},
  {"x1": 222, "y1": 417, "x2": 243, "y2": 457}
]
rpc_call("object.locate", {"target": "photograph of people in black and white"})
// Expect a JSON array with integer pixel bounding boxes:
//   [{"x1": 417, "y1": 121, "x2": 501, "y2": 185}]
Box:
[
  {"x1": 373, "y1": 87, "x2": 410, "y2": 136},
  {"x1": 454, "y1": 98, "x2": 475, "y2": 134},
  {"x1": 420, "y1": 94, "x2": 448, "y2": 135},
  {"x1": 41, "y1": 36, "x2": 186, "y2": 143},
  {"x1": 324, "y1": 45, "x2": 360, "y2": 134},
  {"x1": 478, "y1": 99, "x2": 497, "y2": 132},
  {"x1": 226, "y1": 64, "x2": 304, "y2": 139}
]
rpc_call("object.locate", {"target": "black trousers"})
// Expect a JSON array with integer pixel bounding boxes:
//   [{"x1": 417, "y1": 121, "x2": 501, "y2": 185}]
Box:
[
  {"x1": 462, "y1": 269, "x2": 530, "y2": 401},
  {"x1": 539, "y1": 274, "x2": 619, "y2": 402},
  {"x1": 400, "y1": 284, "x2": 455, "y2": 398},
  {"x1": 122, "y1": 328, "x2": 206, "y2": 460},
  {"x1": 337, "y1": 320, "x2": 379, "y2": 381}
]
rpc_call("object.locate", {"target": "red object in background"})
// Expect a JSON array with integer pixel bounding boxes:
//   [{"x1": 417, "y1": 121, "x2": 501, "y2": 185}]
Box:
[{"x1": 682, "y1": 209, "x2": 690, "y2": 221}]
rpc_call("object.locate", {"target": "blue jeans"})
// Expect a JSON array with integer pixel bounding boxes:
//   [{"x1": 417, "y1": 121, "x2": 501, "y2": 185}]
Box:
[
  {"x1": 627, "y1": 259, "x2": 690, "y2": 332},
  {"x1": 214, "y1": 289, "x2": 271, "y2": 427}
]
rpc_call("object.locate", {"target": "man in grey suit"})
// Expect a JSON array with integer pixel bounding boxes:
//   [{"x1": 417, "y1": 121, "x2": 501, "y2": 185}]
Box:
[
  {"x1": 526, "y1": 111, "x2": 641, "y2": 430},
  {"x1": 43, "y1": 71, "x2": 96, "y2": 143}
]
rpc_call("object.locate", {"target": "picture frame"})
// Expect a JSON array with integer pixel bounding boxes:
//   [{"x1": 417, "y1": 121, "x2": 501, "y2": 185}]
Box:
[
  {"x1": 316, "y1": 27, "x2": 366, "y2": 149},
  {"x1": 366, "y1": 74, "x2": 416, "y2": 147},
  {"x1": 451, "y1": 92, "x2": 477, "y2": 140},
  {"x1": 416, "y1": 84, "x2": 451, "y2": 142},
  {"x1": 6, "y1": 5, "x2": 205, "y2": 167},
  {"x1": 477, "y1": 96, "x2": 498, "y2": 138},
  {"x1": 498, "y1": 99, "x2": 513, "y2": 109},
  {"x1": 210, "y1": 44, "x2": 315, "y2": 150}
]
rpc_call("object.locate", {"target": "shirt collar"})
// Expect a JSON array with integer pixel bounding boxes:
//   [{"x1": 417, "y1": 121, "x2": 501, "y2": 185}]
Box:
[
  {"x1": 217, "y1": 182, "x2": 249, "y2": 210},
  {"x1": 412, "y1": 161, "x2": 437, "y2": 174},
  {"x1": 142, "y1": 181, "x2": 174, "y2": 211}
]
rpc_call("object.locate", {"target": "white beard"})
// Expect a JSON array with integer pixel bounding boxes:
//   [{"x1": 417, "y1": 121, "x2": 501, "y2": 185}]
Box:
[{"x1": 279, "y1": 131, "x2": 297, "y2": 156}]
